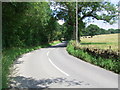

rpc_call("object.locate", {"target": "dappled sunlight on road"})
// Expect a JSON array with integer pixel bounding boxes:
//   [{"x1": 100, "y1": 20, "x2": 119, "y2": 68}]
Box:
[{"x1": 9, "y1": 76, "x2": 89, "y2": 88}]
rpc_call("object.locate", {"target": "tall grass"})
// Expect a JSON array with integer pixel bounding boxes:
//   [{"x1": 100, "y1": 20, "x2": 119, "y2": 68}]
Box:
[
  {"x1": 67, "y1": 41, "x2": 120, "y2": 74},
  {"x1": 2, "y1": 41, "x2": 61, "y2": 88}
]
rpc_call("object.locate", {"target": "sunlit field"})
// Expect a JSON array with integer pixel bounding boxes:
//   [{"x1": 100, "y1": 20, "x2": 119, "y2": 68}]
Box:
[{"x1": 80, "y1": 34, "x2": 118, "y2": 52}]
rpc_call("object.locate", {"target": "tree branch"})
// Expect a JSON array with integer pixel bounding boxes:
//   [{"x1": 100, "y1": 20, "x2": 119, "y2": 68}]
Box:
[{"x1": 80, "y1": 9, "x2": 94, "y2": 20}]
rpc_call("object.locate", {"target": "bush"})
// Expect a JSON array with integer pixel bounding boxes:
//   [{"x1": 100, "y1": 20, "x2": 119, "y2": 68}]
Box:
[{"x1": 66, "y1": 40, "x2": 120, "y2": 74}]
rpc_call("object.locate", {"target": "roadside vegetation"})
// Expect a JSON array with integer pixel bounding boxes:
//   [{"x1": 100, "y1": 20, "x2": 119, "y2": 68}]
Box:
[
  {"x1": 67, "y1": 36, "x2": 119, "y2": 74},
  {"x1": 2, "y1": 2, "x2": 63, "y2": 88},
  {"x1": 2, "y1": 1, "x2": 118, "y2": 88},
  {"x1": 2, "y1": 40, "x2": 61, "y2": 88}
]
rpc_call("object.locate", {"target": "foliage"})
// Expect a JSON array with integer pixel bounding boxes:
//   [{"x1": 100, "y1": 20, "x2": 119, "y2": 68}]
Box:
[
  {"x1": 108, "y1": 28, "x2": 120, "y2": 34},
  {"x1": 51, "y1": 2, "x2": 76, "y2": 40},
  {"x1": 2, "y1": 2, "x2": 62, "y2": 48},
  {"x1": 2, "y1": 2, "x2": 63, "y2": 88},
  {"x1": 2, "y1": 41, "x2": 61, "y2": 88},
  {"x1": 2, "y1": 2, "x2": 119, "y2": 88},
  {"x1": 82, "y1": 24, "x2": 120, "y2": 36},
  {"x1": 67, "y1": 40, "x2": 120, "y2": 74},
  {"x1": 51, "y1": 1, "x2": 118, "y2": 41},
  {"x1": 83, "y1": 24, "x2": 100, "y2": 37}
]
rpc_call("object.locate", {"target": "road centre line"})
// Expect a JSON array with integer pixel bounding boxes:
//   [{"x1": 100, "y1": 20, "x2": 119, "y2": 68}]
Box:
[
  {"x1": 47, "y1": 50, "x2": 69, "y2": 76},
  {"x1": 48, "y1": 57, "x2": 69, "y2": 76}
]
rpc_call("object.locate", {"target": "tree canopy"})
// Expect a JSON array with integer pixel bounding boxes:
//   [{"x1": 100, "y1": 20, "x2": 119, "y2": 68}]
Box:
[
  {"x1": 51, "y1": 1, "x2": 118, "y2": 41},
  {"x1": 81, "y1": 24, "x2": 120, "y2": 37},
  {"x1": 2, "y1": 1, "x2": 118, "y2": 49},
  {"x1": 2, "y1": 2, "x2": 63, "y2": 48},
  {"x1": 84, "y1": 24, "x2": 100, "y2": 37}
]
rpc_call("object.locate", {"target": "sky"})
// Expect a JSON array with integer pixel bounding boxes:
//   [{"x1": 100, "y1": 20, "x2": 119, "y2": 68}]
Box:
[
  {"x1": 57, "y1": 0, "x2": 119, "y2": 30},
  {"x1": 87, "y1": 0, "x2": 119, "y2": 30},
  {"x1": 58, "y1": 20, "x2": 65, "y2": 25}
]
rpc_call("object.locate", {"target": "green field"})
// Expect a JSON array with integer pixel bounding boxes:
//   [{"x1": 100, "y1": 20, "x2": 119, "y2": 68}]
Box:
[{"x1": 80, "y1": 34, "x2": 118, "y2": 52}]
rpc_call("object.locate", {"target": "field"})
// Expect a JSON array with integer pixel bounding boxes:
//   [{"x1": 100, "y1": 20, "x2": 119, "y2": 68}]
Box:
[
  {"x1": 66, "y1": 34, "x2": 120, "y2": 74},
  {"x1": 80, "y1": 34, "x2": 118, "y2": 52}
]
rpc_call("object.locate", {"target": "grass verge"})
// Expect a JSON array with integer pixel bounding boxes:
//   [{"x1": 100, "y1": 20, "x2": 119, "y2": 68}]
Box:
[
  {"x1": 66, "y1": 40, "x2": 120, "y2": 74},
  {"x1": 2, "y1": 40, "x2": 61, "y2": 88}
]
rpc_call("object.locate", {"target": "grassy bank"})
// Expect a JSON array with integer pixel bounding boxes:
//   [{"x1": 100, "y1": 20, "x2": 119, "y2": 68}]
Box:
[
  {"x1": 67, "y1": 40, "x2": 119, "y2": 74},
  {"x1": 2, "y1": 40, "x2": 61, "y2": 88}
]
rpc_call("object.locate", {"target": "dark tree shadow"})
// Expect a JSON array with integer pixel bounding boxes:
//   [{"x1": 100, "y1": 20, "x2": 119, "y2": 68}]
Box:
[
  {"x1": 48, "y1": 41, "x2": 68, "y2": 48},
  {"x1": 8, "y1": 76, "x2": 85, "y2": 89},
  {"x1": 14, "y1": 60, "x2": 24, "y2": 64}
]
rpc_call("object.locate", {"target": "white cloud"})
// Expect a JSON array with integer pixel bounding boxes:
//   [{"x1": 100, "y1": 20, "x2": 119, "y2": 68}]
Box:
[
  {"x1": 85, "y1": 0, "x2": 119, "y2": 30},
  {"x1": 108, "y1": 0, "x2": 119, "y2": 5},
  {"x1": 87, "y1": 19, "x2": 118, "y2": 30}
]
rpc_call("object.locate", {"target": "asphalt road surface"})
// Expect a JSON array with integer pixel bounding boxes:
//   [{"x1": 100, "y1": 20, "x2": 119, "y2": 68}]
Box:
[{"x1": 10, "y1": 41, "x2": 118, "y2": 88}]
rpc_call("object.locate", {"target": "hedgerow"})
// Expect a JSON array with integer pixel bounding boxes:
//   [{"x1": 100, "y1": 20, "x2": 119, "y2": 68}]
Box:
[{"x1": 66, "y1": 40, "x2": 120, "y2": 74}]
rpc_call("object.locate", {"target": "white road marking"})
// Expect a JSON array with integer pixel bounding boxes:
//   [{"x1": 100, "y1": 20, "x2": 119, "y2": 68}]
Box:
[
  {"x1": 48, "y1": 57, "x2": 69, "y2": 76},
  {"x1": 47, "y1": 49, "x2": 69, "y2": 76}
]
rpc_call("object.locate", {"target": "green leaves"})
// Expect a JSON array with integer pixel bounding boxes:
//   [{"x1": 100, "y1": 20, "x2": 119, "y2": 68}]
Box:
[
  {"x1": 85, "y1": 24, "x2": 100, "y2": 37},
  {"x1": 51, "y1": 1, "x2": 118, "y2": 41},
  {"x1": 3, "y1": 2, "x2": 60, "y2": 48}
]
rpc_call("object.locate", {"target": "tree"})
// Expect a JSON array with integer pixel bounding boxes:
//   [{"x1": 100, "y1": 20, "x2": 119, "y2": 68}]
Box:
[
  {"x1": 2, "y1": 2, "x2": 60, "y2": 48},
  {"x1": 99, "y1": 28, "x2": 108, "y2": 34},
  {"x1": 51, "y1": 2, "x2": 76, "y2": 40},
  {"x1": 2, "y1": 2, "x2": 31, "y2": 48},
  {"x1": 51, "y1": 1, "x2": 118, "y2": 41},
  {"x1": 85, "y1": 24, "x2": 100, "y2": 37},
  {"x1": 108, "y1": 28, "x2": 120, "y2": 34}
]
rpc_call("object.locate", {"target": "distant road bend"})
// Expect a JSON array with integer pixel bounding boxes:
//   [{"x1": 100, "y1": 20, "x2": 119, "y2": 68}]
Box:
[{"x1": 10, "y1": 41, "x2": 118, "y2": 88}]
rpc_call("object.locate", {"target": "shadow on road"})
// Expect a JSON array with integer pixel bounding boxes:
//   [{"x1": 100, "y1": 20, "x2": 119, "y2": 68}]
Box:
[
  {"x1": 48, "y1": 41, "x2": 68, "y2": 48},
  {"x1": 9, "y1": 76, "x2": 84, "y2": 89}
]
